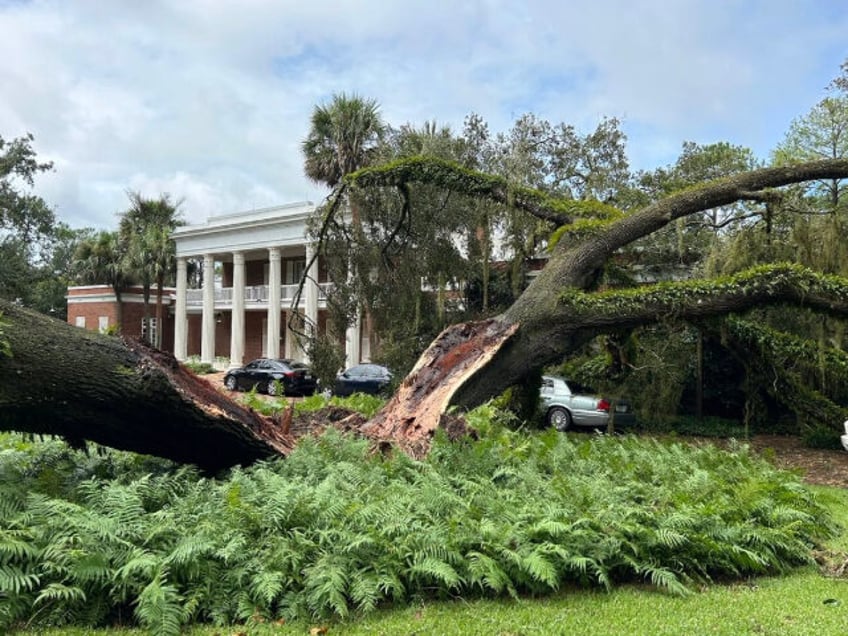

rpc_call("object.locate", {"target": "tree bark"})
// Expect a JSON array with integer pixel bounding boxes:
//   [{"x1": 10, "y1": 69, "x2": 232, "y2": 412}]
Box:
[{"x1": 0, "y1": 300, "x2": 292, "y2": 472}]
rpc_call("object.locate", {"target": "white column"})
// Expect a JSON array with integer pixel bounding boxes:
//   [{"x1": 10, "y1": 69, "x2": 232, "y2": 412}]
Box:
[
  {"x1": 266, "y1": 247, "x2": 281, "y2": 359},
  {"x1": 229, "y1": 251, "x2": 246, "y2": 368},
  {"x1": 201, "y1": 253, "x2": 216, "y2": 364},
  {"x1": 303, "y1": 243, "x2": 319, "y2": 364},
  {"x1": 174, "y1": 257, "x2": 188, "y2": 361},
  {"x1": 345, "y1": 312, "x2": 361, "y2": 368}
]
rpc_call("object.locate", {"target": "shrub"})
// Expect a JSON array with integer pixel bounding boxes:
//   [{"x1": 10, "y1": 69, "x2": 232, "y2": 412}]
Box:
[
  {"x1": 0, "y1": 420, "x2": 835, "y2": 632},
  {"x1": 801, "y1": 424, "x2": 843, "y2": 450},
  {"x1": 184, "y1": 360, "x2": 216, "y2": 375}
]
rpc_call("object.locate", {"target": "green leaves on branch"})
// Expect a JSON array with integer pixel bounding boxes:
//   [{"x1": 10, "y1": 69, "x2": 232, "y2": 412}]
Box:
[{"x1": 548, "y1": 218, "x2": 613, "y2": 249}]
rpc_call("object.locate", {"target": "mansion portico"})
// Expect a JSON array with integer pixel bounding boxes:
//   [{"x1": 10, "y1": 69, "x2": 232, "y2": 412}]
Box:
[{"x1": 68, "y1": 202, "x2": 368, "y2": 369}]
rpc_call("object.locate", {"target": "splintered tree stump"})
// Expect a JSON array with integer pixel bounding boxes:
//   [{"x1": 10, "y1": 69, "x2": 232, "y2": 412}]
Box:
[{"x1": 362, "y1": 318, "x2": 519, "y2": 457}]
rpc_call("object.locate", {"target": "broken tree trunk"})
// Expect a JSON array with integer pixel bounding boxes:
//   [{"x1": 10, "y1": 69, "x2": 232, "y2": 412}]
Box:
[
  {"x1": 362, "y1": 319, "x2": 519, "y2": 458},
  {"x1": 0, "y1": 300, "x2": 292, "y2": 472}
]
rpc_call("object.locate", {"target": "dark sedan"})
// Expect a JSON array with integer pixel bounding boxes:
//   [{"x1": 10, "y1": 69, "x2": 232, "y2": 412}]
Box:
[
  {"x1": 223, "y1": 358, "x2": 317, "y2": 396},
  {"x1": 333, "y1": 364, "x2": 393, "y2": 397}
]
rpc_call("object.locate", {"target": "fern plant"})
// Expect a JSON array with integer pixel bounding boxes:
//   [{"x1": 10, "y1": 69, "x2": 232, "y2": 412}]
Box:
[{"x1": 0, "y1": 421, "x2": 837, "y2": 630}]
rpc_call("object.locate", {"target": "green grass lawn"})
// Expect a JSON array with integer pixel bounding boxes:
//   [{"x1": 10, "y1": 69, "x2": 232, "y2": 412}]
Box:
[{"x1": 19, "y1": 487, "x2": 848, "y2": 636}]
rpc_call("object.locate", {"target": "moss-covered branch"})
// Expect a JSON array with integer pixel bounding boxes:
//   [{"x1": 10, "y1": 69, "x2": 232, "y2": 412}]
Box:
[
  {"x1": 575, "y1": 159, "x2": 848, "y2": 262},
  {"x1": 556, "y1": 263, "x2": 848, "y2": 329},
  {"x1": 344, "y1": 155, "x2": 623, "y2": 226}
]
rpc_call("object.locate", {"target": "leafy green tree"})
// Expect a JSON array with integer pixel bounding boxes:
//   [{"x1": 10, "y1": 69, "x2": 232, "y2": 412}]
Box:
[
  {"x1": 773, "y1": 96, "x2": 848, "y2": 213},
  {"x1": 0, "y1": 133, "x2": 54, "y2": 243},
  {"x1": 310, "y1": 111, "x2": 635, "y2": 375},
  {"x1": 0, "y1": 133, "x2": 60, "y2": 312},
  {"x1": 332, "y1": 152, "x2": 848, "y2": 452},
  {"x1": 29, "y1": 224, "x2": 96, "y2": 319}
]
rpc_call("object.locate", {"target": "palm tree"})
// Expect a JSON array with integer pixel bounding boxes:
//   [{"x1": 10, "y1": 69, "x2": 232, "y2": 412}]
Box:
[
  {"x1": 73, "y1": 231, "x2": 132, "y2": 330},
  {"x1": 118, "y1": 192, "x2": 182, "y2": 346},
  {"x1": 302, "y1": 93, "x2": 386, "y2": 188},
  {"x1": 302, "y1": 93, "x2": 386, "y2": 360}
]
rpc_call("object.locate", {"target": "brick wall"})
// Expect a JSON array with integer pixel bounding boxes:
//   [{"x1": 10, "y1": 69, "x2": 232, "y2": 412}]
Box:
[{"x1": 67, "y1": 286, "x2": 176, "y2": 353}]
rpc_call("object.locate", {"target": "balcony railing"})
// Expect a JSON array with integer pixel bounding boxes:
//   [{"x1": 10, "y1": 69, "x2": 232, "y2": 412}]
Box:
[{"x1": 185, "y1": 283, "x2": 332, "y2": 308}]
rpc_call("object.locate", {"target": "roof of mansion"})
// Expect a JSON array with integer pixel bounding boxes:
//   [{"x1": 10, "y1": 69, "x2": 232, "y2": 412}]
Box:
[{"x1": 171, "y1": 201, "x2": 316, "y2": 259}]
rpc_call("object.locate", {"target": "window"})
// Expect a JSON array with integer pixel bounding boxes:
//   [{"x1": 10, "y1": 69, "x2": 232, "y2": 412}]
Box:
[
  {"x1": 98, "y1": 316, "x2": 109, "y2": 333},
  {"x1": 287, "y1": 258, "x2": 306, "y2": 284},
  {"x1": 75, "y1": 316, "x2": 86, "y2": 328},
  {"x1": 141, "y1": 317, "x2": 158, "y2": 345}
]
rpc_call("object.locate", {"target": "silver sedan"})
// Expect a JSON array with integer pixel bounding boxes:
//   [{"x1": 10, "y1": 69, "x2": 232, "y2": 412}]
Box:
[{"x1": 540, "y1": 375, "x2": 635, "y2": 431}]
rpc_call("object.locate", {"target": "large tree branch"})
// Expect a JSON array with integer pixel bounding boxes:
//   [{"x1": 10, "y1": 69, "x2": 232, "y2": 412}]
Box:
[
  {"x1": 566, "y1": 159, "x2": 848, "y2": 277},
  {"x1": 344, "y1": 155, "x2": 622, "y2": 226},
  {"x1": 552, "y1": 263, "x2": 848, "y2": 332},
  {"x1": 450, "y1": 264, "x2": 848, "y2": 410},
  {"x1": 507, "y1": 159, "x2": 848, "y2": 316}
]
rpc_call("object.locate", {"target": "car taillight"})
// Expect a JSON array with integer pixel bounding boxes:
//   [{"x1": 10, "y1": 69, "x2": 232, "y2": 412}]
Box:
[
  {"x1": 283, "y1": 371, "x2": 296, "y2": 378},
  {"x1": 597, "y1": 399, "x2": 610, "y2": 412}
]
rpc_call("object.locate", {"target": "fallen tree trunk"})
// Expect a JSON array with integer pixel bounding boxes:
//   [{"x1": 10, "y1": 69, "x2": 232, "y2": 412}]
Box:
[{"x1": 0, "y1": 300, "x2": 293, "y2": 471}]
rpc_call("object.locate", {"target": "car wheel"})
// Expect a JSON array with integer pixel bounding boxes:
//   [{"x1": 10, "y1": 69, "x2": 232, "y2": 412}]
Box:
[
  {"x1": 266, "y1": 380, "x2": 280, "y2": 396},
  {"x1": 547, "y1": 407, "x2": 572, "y2": 431},
  {"x1": 224, "y1": 375, "x2": 237, "y2": 391}
]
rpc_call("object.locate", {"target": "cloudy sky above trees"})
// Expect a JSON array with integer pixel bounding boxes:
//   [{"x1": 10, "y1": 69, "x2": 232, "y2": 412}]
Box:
[{"x1": 1, "y1": 0, "x2": 846, "y2": 229}]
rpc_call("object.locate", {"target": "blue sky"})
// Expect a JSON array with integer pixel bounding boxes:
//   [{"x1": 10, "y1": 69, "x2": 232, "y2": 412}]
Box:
[{"x1": 1, "y1": 0, "x2": 846, "y2": 229}]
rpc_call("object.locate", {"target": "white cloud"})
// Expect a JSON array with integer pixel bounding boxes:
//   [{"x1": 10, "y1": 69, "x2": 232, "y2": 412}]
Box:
[{"x1": 1, "y1": 0, "x2": 846, "y2": 230}]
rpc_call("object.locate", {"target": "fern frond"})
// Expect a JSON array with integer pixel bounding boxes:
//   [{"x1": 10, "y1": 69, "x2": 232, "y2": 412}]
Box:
[
  {"x1": 34, "y1": 581, "x2": 86, "y2": 605},
  {"x1": 134, "y1": 568, "x2": 187, "y2": 636},
  {"x1": 655, "y1": 528, "x2": 689, "y2": 549},
  {"x1": 303, "y1": 554, "x2": 351, "y2": 618},
  {"x1": 0, "y1": 529, "x2": 37, "y2": 562},
  {"x1": 349, "y1": 570, "x2": 381, "y2": 613},
  {"x1": 409, "y1": 556, "x2": 462, "y2": 589},
  {"x1": 641, "y1": 565, "x2": 690, "y2": 596},
  {"x1": 250, "y1": 569, "x2": 284, "y2": 606},
  {"x1": 0, "y1": 564, "x2": 40, "y2": 594},
  {"x1": 466, "y1": 551, "x2": 513, "y2": 595},
  {"x1": 521, "y1": 548, "x2": 558, "y2": 589}
]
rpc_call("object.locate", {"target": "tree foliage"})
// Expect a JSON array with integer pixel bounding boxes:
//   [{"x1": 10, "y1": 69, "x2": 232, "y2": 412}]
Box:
[
  {"x1": 0, "y1": 133, "x2": 73, "y2": 315},
  {"x1": 0, "y1": 133, "x2": 54, "y2": 243},
  {"x1": 305, "y1": 113, "x2": 632, "y2": 374}
]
